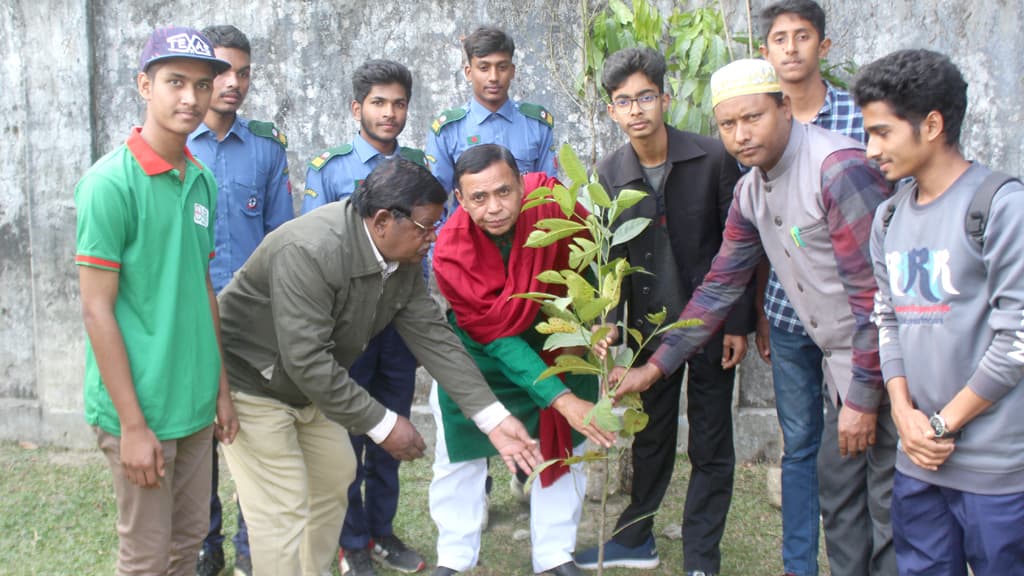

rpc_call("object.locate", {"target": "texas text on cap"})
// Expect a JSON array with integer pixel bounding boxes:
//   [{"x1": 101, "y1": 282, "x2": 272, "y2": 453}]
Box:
[
  {"x1": 139, "y1": 26, "x2": 231, "y2": 75},
  {"x1": 710, "y1": 58, "x2": 782, "y2": 108}
]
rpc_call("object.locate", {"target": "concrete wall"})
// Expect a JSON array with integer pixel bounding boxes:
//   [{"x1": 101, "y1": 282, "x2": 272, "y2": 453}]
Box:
[{"x1": 2, "y1": 0, "x2": 1021, "y2": 456}]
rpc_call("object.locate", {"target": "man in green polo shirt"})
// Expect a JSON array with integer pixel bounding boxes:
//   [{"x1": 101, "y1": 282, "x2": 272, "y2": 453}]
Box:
[{"x1": 74, "y1": 26, "x2": 238, "y2": 575}]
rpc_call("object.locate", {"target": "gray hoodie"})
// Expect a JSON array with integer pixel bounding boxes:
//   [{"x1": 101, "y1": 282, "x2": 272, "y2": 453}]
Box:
[{"x1": 870, "y1": 163, "x2": 1024, "y2": 494}]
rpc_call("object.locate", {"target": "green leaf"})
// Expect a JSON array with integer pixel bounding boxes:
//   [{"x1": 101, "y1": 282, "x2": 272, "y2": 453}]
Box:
[
  {"x1": 533, "y1": 364, "x2": 579, "y2": 382},
  {"x1": 553, "y1": 354, "x2": 602, "y2": 374},
  {"x1": 657, "y1": 318, "x2": 705, "y2": 332},
  {"x1": 521, "y1": 197, "x2": 551, "y2": 212},
  {"x1": 613, "y1": 346, "x2": 634, "y2": 368},
  {"x1": 563, "y1": 271, "x2": 595, "y2": 302},
  {"x1": 587, "y1": 182, "x2": 612, "y2": 208},
  {"x1": 616, "y1": 188, "x2": 647, "y2": 210},
  {"x1": 542, "y1": 331, "x2": 590, "y2": 351},
  {"x1": 687, "y1": 35, "x2": 707, "y2": 74},
  {"x1": 541, "y1": 301, "x2": 577, "y2": 323},
  {"x1": 608, "y1": 0, "x2": 634, "y2": 25},
  {"x1": 552, "y1": 184, "x2": 577, "y2": 219},
  {"x1": 577, "y1": 297, "x2": 613, "y2": 323},
  {"x1": 523, "y1": 458, "x2": 565, "y2": 494},
  {"x1": 508, "y1": 292, "x2": 557, "y2": 301},
  {"x1": 524, "y1": 186, "x2": 552, "y2": 202},
  {"x1": 589, "y1": 396, "x2": 624, "y2": 432},
  {"x1": 611, "y1": 217, "x2": 651, "y2": 247},
  {"x1": 646, "y1": 308, "x2": 667, "y2": 326},
  {"x1": 622, "y1": 407, "x2": 649, "y2": 436},
  {"x1": 677, "y1": 77, "x2": 698, "y2": 100},
  {"x1": 535, "y1": 218, "x2": 587, "y2": 233},
  {"x1": 627, "y1": 328, "x2": 644, "y2": 347},
  {"x1": 569, "y1": 247, "x2": 597, "y2": 272},
  {"x1": 536, "y1": 270, "x2": 567, "y2": 285},
  {"x1": 573, "y1": 237, "x2": 597, "y2": 252},
  {"x1": 559, "y1": 143, "x2": 588, "y2": 185},
  {"x1": 525, "y1": 228, "x2": 579, "y2": 248},
  {"x1": 618, "y1": 391, "x2": 644, "y2": 410},
  {"x1": 576, "y1": 194, "x2": 594, "y2": 214},
  {"x1": 590, "y1": 325, "x2": 612, "y2": 347}
]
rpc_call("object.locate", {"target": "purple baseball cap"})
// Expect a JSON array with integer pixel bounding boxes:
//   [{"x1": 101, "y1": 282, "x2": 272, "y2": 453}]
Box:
[{"x1": 139, "y1": 26, "x2": 231, "y2": 74}]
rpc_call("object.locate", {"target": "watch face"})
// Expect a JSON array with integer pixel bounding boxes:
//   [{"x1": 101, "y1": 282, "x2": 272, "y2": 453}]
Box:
[{"x1": 929, "y1": 414, "x2": 946, "y2": 437}]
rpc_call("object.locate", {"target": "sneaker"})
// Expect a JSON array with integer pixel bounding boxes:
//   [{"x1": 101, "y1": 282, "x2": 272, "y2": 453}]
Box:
[
  {"x1": 481, "y1": 491, "x2": 490, "y2": 532},
  {"x1": 685, "y1": 572, "x2": 717, "y2": 576},
  {"x1": 431, "y1": 567, "x2": 458, "y2": 576},
  {"x1": 340, "y1": 547, "x2": 377, "y2": 576},
  {"x1": 196, "y1": 547, "x2": 225, "y2": 576},
  {"x1": 371, "y1": 534, "x2": 426, "y2": 573},
  {"x1": 232, "y1": 552, "x2": 251, "y2": 576},
  {"x1": 510, "y1": 471, "x2": 530, "y2": 504},
  {"x1": 573, "y1": 535, "x2": 660, "y2": 570},
  {"x1": 540, "y1": 561, "x2": 584, "y2": 575},
  {"x1": 481, "y1": 474, "x2": 493, "y2": 531}
]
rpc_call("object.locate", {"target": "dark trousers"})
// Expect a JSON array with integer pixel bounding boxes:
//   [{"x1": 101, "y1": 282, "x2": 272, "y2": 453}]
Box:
[
  {"x1": 612, "y1": 347, "x2": 736, "y2": 573},
  {"x1": 341, "y1": 324, "x2": 418, "y2": 550},
  {"x1": 892, "y1": 471, "x2": 1024, "y2": 576},
  {"x1": 818, "y1": 395, "x2": 896, "y2": 576}
]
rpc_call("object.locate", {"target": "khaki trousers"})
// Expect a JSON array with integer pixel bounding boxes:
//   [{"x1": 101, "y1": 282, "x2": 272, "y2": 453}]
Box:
[
  {"x1": 97, "y1": 424, "x2": 213, "y2": 576},
  {"x1": 223, "y1": 391, "x2": 356, "y2": 576}
]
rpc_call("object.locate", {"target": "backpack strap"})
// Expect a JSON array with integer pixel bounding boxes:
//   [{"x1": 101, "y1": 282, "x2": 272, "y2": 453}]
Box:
[
  {"x1": 965, "y1": 171, "x2": 1020, "y2": 249},
  {"x1": 881, "y1": 181, "x2": 914, "y2": 237}
]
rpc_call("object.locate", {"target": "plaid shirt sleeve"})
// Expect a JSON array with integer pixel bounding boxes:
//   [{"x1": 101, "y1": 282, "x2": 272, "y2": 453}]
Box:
[
  {"x1": 650, "y1": 194, "x2": 764, "y2": 376},
  {"x1": 763, "y1": 84, "x2": 867, "y2": 334},
  {"x1": 820, "y1": 149, "x2": 890, "y2": 412}
]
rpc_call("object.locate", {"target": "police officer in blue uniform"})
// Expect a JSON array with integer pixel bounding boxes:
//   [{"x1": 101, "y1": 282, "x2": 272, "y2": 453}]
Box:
[
  {"x1": 426, "y1": 26, "x2": 557, "y2": 198},
  {"x1": 187, "y1": 25, "x2": 294, "y2": 576},
  {"x1": 302, "y1": 59, "x2": 427, "y2": 576}
]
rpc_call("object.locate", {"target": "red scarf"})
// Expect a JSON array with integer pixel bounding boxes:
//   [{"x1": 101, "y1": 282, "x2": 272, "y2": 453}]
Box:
[{"x1": 434, "y1": 172, "x2": 587, "y2": 486}]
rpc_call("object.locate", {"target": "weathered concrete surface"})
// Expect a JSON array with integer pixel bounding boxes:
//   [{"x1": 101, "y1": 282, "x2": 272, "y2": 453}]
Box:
[{"x1": 2, "y1": 0, "x2": 1022, "y2": 457}]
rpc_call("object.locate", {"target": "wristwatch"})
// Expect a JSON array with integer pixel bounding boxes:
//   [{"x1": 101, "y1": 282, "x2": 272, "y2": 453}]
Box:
[{"x1": 929, "y1": 412, "x2": 957, "y2": 439}]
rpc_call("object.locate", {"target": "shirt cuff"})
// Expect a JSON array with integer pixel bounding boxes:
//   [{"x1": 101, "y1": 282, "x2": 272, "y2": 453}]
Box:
[
  {"x1": 366, "y1": 409, "x2": 398, "y2": 444},
  {"x1": 471, "y1": 402, "x2": 511, "y2": 435}
]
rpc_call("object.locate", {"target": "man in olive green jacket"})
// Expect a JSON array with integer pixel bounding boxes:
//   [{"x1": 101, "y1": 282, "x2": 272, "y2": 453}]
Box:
[{"x1": 218, "y1": 158, "x2": 541, "y2": 576}]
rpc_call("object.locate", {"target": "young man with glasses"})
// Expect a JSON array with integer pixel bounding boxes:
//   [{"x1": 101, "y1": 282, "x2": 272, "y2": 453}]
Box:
[
  {"x1": 302, "y1": 59, "x2": 428, "y2": 576},
  {"x1": 217, "y1": 157, "x2": 542, "y2": 576},
  {"x1": 573, "y1": 47, "x2": 751, "y2": 576}
]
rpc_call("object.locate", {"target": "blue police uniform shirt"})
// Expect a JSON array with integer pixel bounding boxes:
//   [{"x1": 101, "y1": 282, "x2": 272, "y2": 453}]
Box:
[
  {"x1": 425, "y1": 98, "x2": 556, "y2": 195},
  {"x1": 188, "y1": 116, "x2": 293, "y2": 293},
  {"x1": 302, "y1": 132, "x2": 409, "y2": 215}
]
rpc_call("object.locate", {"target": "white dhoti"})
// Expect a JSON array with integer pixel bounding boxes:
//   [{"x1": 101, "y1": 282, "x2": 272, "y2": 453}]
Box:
[{"x1": 428, "y1": 381, "x2": 587, "y2": 573}]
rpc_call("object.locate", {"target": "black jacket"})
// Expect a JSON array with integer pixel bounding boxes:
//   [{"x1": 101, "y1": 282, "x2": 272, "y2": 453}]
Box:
[{"x1": 597, "y1": 125, "x2": 755, "y2": 360}]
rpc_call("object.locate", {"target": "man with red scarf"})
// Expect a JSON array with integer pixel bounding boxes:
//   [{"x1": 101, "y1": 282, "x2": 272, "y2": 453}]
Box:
[{"x1": 429, "y1": 144, "x2": 614, "y2": 576}]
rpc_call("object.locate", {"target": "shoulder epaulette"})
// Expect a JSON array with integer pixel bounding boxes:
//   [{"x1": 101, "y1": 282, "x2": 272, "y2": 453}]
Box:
[
  {"x1": 308, "y1": 144, "x2": 354, "y2": 171},
  {"x1": 248, "y1": 120, "x2": 288, "y2": 148},
  {"x1": 430, "y1": 107, "x2": 468, "y2": 135},
  {"x1": 519, "y1": 102, "x2": 555, "y2": 128},
  {"x1": 399, "y1": 147, "x2": 427, "y2": 167}
]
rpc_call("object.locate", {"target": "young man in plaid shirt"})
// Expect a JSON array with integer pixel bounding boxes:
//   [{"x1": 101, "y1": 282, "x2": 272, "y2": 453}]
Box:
[{"x1": 753, "y1": 2, "x2": 870, "y2": 575}]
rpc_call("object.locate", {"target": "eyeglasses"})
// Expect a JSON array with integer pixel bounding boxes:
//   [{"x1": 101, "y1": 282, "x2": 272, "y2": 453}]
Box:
[
  {"x1": 611, "y1": 93, "x2": 660, "y2": 111},
  {"x1": 389, "y1": 207, "x2": 442, "y2": 237}
]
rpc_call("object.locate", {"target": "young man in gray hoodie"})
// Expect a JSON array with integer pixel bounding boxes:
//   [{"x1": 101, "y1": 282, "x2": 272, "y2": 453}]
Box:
[{"x1": 857, "y1": 49, "x2": 1024, "y2": 574}]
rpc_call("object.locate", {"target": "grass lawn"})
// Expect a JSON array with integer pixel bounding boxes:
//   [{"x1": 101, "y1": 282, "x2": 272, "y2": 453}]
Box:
[{"x1": 0, "y1": 441, "x2": 829, "y2": 575}]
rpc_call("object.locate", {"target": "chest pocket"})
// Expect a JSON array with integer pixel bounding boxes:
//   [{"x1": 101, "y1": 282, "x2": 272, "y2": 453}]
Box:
[
  {"x1": 508, "y1": 137, "x2": 540, "y2": 173},
  {"x1": 234, "y1": 181, "x2": 263, "y2": 218}
]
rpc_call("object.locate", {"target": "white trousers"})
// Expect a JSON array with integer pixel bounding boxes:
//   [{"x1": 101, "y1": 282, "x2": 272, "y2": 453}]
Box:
[{"x1": 428, "y1": 381, "x2": 586, "y2": 573}]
